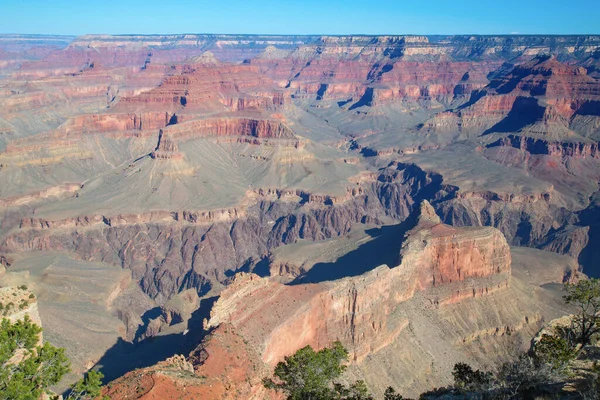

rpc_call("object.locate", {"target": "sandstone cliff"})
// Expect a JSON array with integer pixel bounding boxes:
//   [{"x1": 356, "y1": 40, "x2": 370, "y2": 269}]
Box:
[{"x1": 206, "y1": 201, "x2": 510, "y2": 364}]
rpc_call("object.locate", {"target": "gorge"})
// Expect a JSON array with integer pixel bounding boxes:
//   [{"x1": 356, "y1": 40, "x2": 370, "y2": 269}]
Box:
[{"x1": 0, "y1": 33, "x2": 598, "y2": 398}]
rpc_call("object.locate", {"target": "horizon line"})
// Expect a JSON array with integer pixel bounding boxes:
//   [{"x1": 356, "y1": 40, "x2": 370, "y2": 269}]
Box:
[{"x1": 1, "y1": 32, "x2": 600, "y2": 38}]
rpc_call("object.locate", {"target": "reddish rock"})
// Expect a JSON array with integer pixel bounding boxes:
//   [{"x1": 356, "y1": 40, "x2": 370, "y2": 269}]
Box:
[
  {"x1": 207, "y1": 201, "x2": 510, "y2": 365},
  {"x1": 103, "y1": 201, "x2": 513, "y2": 399}
]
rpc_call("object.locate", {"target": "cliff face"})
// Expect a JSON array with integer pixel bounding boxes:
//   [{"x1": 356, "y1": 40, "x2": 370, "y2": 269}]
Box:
[
  {"x1": 116, "y1": 63, "x2": 285, "y2": 115},
  {"x1": 398, "y1": 202, "x2": 510, "y2": 287},
  {"x1": 423, "y1": 56, "x2": 600, "y2": 140},
  {"x1": 0, "y1": 155, "x2": 586, "y2": 304},
  {"x1": 488, "y1": 134, "x2": 600, "y2": 159},
  {"x1": 160, "y1": 117, "x2": 297, "y2": 141},
  {"x1": 1, "y1": 163, "x2": 444, "y2": 303},
  {"x1": 206, "y1": 201, "x2": 510, "y2": 364},
  {"x1": 7, "y1": 34, "x2": 596, "y2": 71},
  {"x1": 103, "y1": 202, "x2": 568, "y2": 399}
]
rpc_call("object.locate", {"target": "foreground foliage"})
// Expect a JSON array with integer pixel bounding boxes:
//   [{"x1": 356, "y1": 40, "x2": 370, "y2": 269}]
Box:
[
  {"x1": 0, "y1": 316, "x2": 70, "y2": 400},
  {"x1": 564, "y1": 278, "x2": 600, "y2": 346},
  {"x1": 66, "y1": 370, "x2": 106, "y2": 400},
  {"x1": 263, "y1": 341, "x2": 405, "y2": 399},
  {"x1": 0, "y1": 316, "x2": 104, "y2": 400}
]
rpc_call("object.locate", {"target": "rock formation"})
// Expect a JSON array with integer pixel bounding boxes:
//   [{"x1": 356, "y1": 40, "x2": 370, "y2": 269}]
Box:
[
  {"x1": 206, "y1": 201, "x2": 511, "y2": 365},
  {"x1": 1, "y1": 33, "x2": 599, "y2": 395},
  {"x1": 102, "y1": 202, "x2": 571, "y2": 398},
  {"x1": 151, "y1": 130, "x2": 182, "y2": 160}
]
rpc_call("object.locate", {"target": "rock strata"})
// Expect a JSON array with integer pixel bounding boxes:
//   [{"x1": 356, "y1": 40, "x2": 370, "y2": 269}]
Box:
[{"x1": 206, "y1": 201, "x2": 511, "y2": 365}]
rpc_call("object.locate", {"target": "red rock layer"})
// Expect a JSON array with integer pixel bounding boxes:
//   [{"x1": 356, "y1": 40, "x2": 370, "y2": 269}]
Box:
[
  {"x1": 117, "y1": 64, "x2": 285, "y2": 114},
  {"x1": 424, "y1": 56, "x2": 600, "y2": 135},
  {"x1": 161, "y1": 117, "x2": 296, "y2": 141},
  {"x1": 206, "y1": 201, "x2": 510, "y2": 366}
]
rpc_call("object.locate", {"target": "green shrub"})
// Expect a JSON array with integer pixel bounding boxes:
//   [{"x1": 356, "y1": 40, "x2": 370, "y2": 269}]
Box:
[
  {"x1": 452, "y1": 362, "x2": 492, "y2": 391},
  {"x1": 66, "y1": 369, "x2": 106, "y2": 400},
  {"x1": 534, "y1": 332, "x2": 577, "y2": 369},
  {"x1": 564, "y1": 278, "x2": 600, "y2": 346},
  {"x1": 263, "y1": 341, "x2": 382, "y2": 400},
  {"x1": 0, "y1": 316, "x2": 70, "y2": 399}
]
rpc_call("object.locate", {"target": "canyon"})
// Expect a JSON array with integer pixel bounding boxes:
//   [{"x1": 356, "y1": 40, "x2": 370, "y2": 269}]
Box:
[{"x1": 0, "y1": 33, "x2": 599, "y2": 397}]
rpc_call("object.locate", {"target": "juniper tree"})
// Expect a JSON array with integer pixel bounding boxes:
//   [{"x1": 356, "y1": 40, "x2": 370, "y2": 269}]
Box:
[
  {"x1": 0, "y1": 316, "x2": 70, "y2": 400},
  {"x1": 564, "y1": 278, "x2": 600, "y2": 346}
]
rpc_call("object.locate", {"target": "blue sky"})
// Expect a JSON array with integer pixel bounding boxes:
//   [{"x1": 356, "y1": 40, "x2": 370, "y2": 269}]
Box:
[{"x1": 0, "y1": 0, "x2": 598, "y2": 35}]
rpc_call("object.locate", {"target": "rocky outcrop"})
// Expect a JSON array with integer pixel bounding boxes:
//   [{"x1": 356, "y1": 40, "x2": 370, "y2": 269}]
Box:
[
  {"x1": 52, "y1": 34, "x2": 600, "y2": 69},
  {"x1": 74, "y1": 239, "x2": 576, "y2": 400},
  {"x1": 120, "y1": 200, "x2": 509, "y2": 398},
  {"x1": 0, "y1": 156, "x2": 584, "y2": 304},
  {"x1": 488, "y1": 134, "x2": 600, "y2": 159},
  {"x1": 103, "y1": 354, "x2": 209, "y2": 400},
  {"x1": 206, "y1": 201, "x2": 511, "y2": 365},
  {"x1": 161, "y1": 117, "x2": 297, "y2": 141},
  {"x1": 0, "y1": 183, "x2": 81, "y2": 208},
  {"x1": 151, "y1": 130, "x2": 183, "y2": 160},
  {"x1": 270, "y1": 60, "x2": 494, "y2": 107},
  {"x1": 18, "y1": 207, "x2": 245, "y2": 230},
  {"x1": 539, "y1": 225, "x2": 590, "y2": 259},
  {"x1": 435, "y1": 190, "x2": 565, "y2": 247},
  {"x1": 421, "y1": 56, "x2": 600, "y2": 139},
  {"x1": 118, "y1": 63, "x2": 286, "y2": 114},
  {"x1": 246, "y1": 186, "x2": 366, "y2": 206},
  {"x1": 398, "y1": 201, "x2": 511, "y2": 287},
  {"x1": 186, "y1": 51, "x2": 219, "y2": 65}
]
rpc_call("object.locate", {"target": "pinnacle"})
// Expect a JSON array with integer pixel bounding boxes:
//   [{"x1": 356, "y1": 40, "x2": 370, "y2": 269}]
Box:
[{"x1": 416, "y1": 200, "x2": 441, "y2": 226}]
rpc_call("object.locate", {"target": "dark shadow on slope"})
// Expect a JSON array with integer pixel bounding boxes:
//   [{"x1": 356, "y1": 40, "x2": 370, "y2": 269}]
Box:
[
  {"x1": 250, "y1": 256, "x2": 271, "y2": 277},
  {"x1": 316, "y1": 84, "x2": 328, "y2": 100},
  {"x1": 377, "y1": 64, "x2": 394, "y2": 79},
  {"x1": 514, "y1": 220, "x2": 533, "y2": 247},
  {"x1": 91, "y1": 296, "x2": 218, "y2": 385},
  {"x1": 348, "y1": 88, "x2": 374, "y2": 110},
  {"x1": 133, "y1": 307, "x2": 163, "y2": 342},
  {"x1": 366, "y1": 63, "x2": 394, "y2": 82},
  {"x1": 337, "y1": 98, "x2": 353, "y2": 108},
  {"x1": 290, "y1": 218, "x2": 417, "y2": 285},
  {"x1": 577, "y1": 100, "x2": 600, "y2": 116},
  {"x1": 226, "y1": 256, "x2": 271, "y2": 278},
  {"x1": 383, "y1": 47, "x2": 404, "y2": 59},
  {"x1": 482, "y1": 97, "x2": 545, "y2": 135},
  {"x1": 167, "y1": 114, "x2": 178, "y2": 125},
  {"x1": 578, "y1": 203, "x2": 600, "y2": 278},
  {"x1": 454, "y1": 89, "x2": 487, "y2": 111},
  {"x1": 486, "y1": 62, "x2": 515, "y2": 82},
  {"x1": 487, "y1": 57, "x2": 552, "y2": 94}
]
